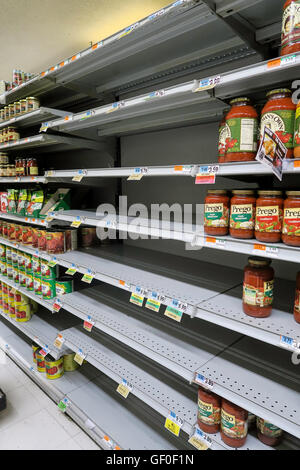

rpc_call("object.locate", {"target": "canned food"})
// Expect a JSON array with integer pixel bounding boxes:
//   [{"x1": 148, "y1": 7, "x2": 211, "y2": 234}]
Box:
[
  {"x1": 5, "y1": 245, "x2": 11, "y2": 263},
  {"x1": 41, "y1": 278, "x2": 56, "y2": 299},
  {"x1": 14, "y1": 290, "x2": 29, "y2": 306},
  {"x1": 33, "y1": 275, "x2": 42, "y2": 296},
  {"x1": 31, "y1": 227, "x2": 39, "y2": 248},
  {"x1": 14, "y1": 102, "x2": 21, "y2": 116},
  {"x1": 41, "y1": 259, "x2": 58, "y2": 280},
  {"x1": 61, "y1": 227, "x2": 78, "y2": 252},
  {"x1": 46, "y1": 229, "x2": 65, "y2": 254},
  {"x1": 22, "y1": 226, "x2": 32, "y2": 245},
  {"x1": 0, "y1": 261, "x2": 7, "y2": 276},
  {"x1": 45, "y1": 355, "x2": 64, "y2": 380},
  {"x1": 12, "y1": 266, "x2": 19, "y2": 284},
  {"x1": 32, "y1": 256, "x2": 41, "y2": 274},
  {"x1": 25, "y1": 272, "x2": 34, "y2": 291},
  {"x1": 36, "y1": 351, "x2": 46, "y2": 373},
  {"x1": 24, "y1": 253, "x2": 32, "y2": 272},
  {"x1": 20, "y1": 99, "x2": 27, "y2": 115},
  {"x1": 37, "y1": 229, "x2": 47, "y2": 252},
  {"x1": 17, "y1": 251, "x2": 25, "y2": 271},
  {"x1": 7, "y1": 264, "x2": 13, "y2": 279},
  {"x1": 80, "y1": 227, "x2": 98, "y2": 248},
  {"x1": 15, "y1": 224, "x2": 23, "y2": 243},
  {"x1": 19, "y1": 270, "x2": 27, "y2": 288},
  {"x1": 32, "y1": 342, "x2": 40, "y2": 363},
  {"x1": 8, "y1": 304, "x2": 15, "y2": 319},
  {"x1": 55, "y1": 276, "x2": 73, "y2": 296},
  {"x1": 11, "y1": 248, "x2": 18, "y2": 266},
  {"x1": 16, "y1": 303, "x2": 32, "y2": 322},
  {"x1": 26, "y1": 97, "x2": 40, "y2": 113},
  {"x1": 63, "y1": 353, "x2": 79, "y2": 372},
  {"x1": 0, "y1": 244, "x2": 6, "y2": 261}
]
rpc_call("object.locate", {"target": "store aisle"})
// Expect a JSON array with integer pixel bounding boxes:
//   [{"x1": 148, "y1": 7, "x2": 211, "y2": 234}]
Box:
[{"x1": 0, "y1": 355, "x2": 100, "y2": 450}]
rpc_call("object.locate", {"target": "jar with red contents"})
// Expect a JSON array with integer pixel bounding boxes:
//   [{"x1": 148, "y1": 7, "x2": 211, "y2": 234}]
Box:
[
  {"x1": 260, "y1": 89, "x2": 295, "y2": 159},
  {"x1": 225, "y1": 98, "x2": 258, "y2": 162},
  {"x1": 282, "y1": 191, "x2": 300, "y2": 246},
  {"x1": 27, "y1": 158, "x2": 38, "y2": 176},
  {"x1": 204, "y1": 190, "x2": 229, "y2": 236},
  {"x1": 255, "y1": 190, "x2": 283, "y2": 243},
  {"x1": 294, "y1": 272, "x2": 300, "y2": 324},
  {"x1": 230, "y1": 190, "x2": 256, "y2": 239},
  {"x1": 7, "y1": 223, "x2": 16, "y2": 241},
  {"x1": 221, "y1": 399, "x2": 248, "y2": 448},
  {"x1": 15, "y1": 224, "x2": 23, "y2": 243},
  {"x1": 217, "y1": 111, "x2": 229, "y2": 163},
  {"x1": 281, "y1": 0, "x2": 300, "y2": 56},
  {"x1": 243, "y1": 257, "x2": 274, "y2": 318},
  {"x1": 197, "y1": 388, "x2": 221, "y2": 434},
  {"x1": 22, "y1": 226, "x2": 32, "y2": 245},
  {"x1": 256, "y1": 417, "x2": 283, "y2": 447}
]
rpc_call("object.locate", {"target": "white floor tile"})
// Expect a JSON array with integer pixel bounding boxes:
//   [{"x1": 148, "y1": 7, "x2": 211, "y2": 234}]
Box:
[
  {"x1": 0, "y1": 364, "x2": 24, "y2": 392},
  {"x1": 0, "y1": 384, "x2": 43, "y2": 431},
  {"x1": 47, "y1": 404, "x2": 83, "y2": 438},
  {"x1": 73, "y1": 430, "x2": 101, "y2": 450},
  {"x1": 56, "y1": 438, "x2": 82, "y2": 450},
  {"x1": 24, "y1": 380, "x2": 55, "y2": 409}
]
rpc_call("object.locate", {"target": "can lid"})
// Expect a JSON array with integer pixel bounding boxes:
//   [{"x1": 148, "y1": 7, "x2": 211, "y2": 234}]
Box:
[
  {"x1": 286, "y1": 190, "x2": 300, "y2": 196},
  {"x1": 44, "y1": 353, "x2": 56, "y2": 362},
  {"x1": 266, "y1": 88, "x2": 291, "y2": 98},
  {"x1": 258, "y1": 190, "x2": 283, "y2": 196},
  {"x1": 207, "y1": 190, "x2": 228, "y2": 195},
  {"x1": 229, "y1": 97, "x2": 251, "y2": 105},
  {"x1": 26, "y1": 97, "x2": 38, "y2": 100},
  {"x1": 248, "y1": 256, "x2": 271, "y2": 267},
  {"x1": 232, "y1": 190, "x2": 255, "y2": 196}
]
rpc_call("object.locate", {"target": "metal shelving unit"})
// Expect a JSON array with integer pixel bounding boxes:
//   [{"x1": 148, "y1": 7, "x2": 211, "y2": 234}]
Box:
[
  {"x1": 0, "y1": 176, "x2": 47, "y2": 183},
  {"x1": 0, "y1": 107, "x2": 72, "y2": 130},
  {"x1": 0, "y1": 273, "x2": 53, "y2": 311},
  {"x1": 0, "y1": 213, "x2": 49, "y2": 227},
  {"x1": 0, "y1": 134, "x2": 102, "y2": 153}
]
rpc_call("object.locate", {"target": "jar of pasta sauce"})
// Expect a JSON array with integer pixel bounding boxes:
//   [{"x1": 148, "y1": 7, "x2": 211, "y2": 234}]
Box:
[
  {"x1": 204, "y1": 190, "x2": 229, "y2": 236},
  {"x1": 260, "y1": 89, "x2": 295, "y2": 159},
  {"x1": 294, "y1": 101, "x2": 300, "y2": 157},
  {"x1": 243, "y1": 257, "x2": 274, "y2": 318},
  {"x1": 281, "y1": 0, "x2": 300, "y2": 56},
  {"x1": 225, "y1": 97, "x2": 258, "y2": 162},
  {"x1": 230, "y1": 190, "x2": 256, "y2": 239},
  {"x1": 282, "y1": 191, "x2": 300, "y2": 246},
  {"x1": 197, "y1": 388, "x2": 221, "y2": 434},
  {"x1": 217, "y1": 111, "x2": 229, "y2": 163},
  {"x1": 256, "y1": 417, "x2": 283, "y2": 447},
  {"x1": 255, "y1": 190, "x2": 283, "y2": 243},
  {"x1": 294, "y1": 272, "x2": 300, "y2": 323},
  {"x1": 221, "y1": 399, "x2": 248, "y2": 448}
]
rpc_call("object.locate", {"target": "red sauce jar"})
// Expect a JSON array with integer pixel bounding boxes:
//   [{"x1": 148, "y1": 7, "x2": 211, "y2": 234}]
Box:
[
  {"x1": 294, "y1": 101, "x2": 300, "y2": 157},
  {"x1": 22, "y1": 226, "x2": 32, "y2": 245},
  {"x1": 243, "y1": 257, "x2": 274, "y2": 318},
  {"x1": 255, "y1": 190, "x2": 283, "y2": 243},
  {"x1": 197, "y1": 388, "x2": 221, "y2": 434},
  {"x1": 282, "y1": 191, "x2": 300, "y2": 246},
  {"x1": 221, "y1": 399, "x2": 248, "y2": 448},
  {"x1": 225, "y1": 97, "x2": 258, "y2": 162},
  {"x1": 230, "y1": 190, "x2": 256, "y2": 239},
  {"x1": 260, "y1": 89, "x2": 295, "y2": 159},
  {"x1": 294, "y1": 271, "x2": 300, "y2": 323},
  {"x1": 217, "y1": 111, "x2": 229, "y2": 163},
  {"x1": 281, "y1": 0, "x2": 300, "y2": 56},
  {"x1": 256, "y1": 417, "x2": 283, "y2": 447},
  {"x1": 204, "y1": 190, "x2": 229, "y2": 236}
]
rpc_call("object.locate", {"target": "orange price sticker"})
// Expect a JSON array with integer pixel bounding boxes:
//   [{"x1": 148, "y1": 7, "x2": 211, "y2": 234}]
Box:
[
  {"x1": 174, "y1": 165, "x2": 183, "y2": 172},
  {"x1": 206, "y1": 237, "x2": 216, "y2": 244},
  {"x1": 41, "y1": 72, "x2": 46, "y2": 77},
  {"x1": 59, "y1": 61, "x2": 65, "y2": 67},
  {"x1": 50, "y1": 67, "x2": 55, "y2": 72},
  {"x1": 254, "y1": 244, "x2": 266, "y2": 251},
  {"x1": 92, "y1": 44, "x2": 98, "y2": 50},
  {"x1": 64, "y1": 116, "x2": 70, "y2": 121},
  {"x1": 267, "y1": 58, "x2": 281, "y2": 69},
  {"x1": 294, "y1": 160, "x2": 300, "y2": 168},
  {"x1": 119, "y1": 280, "x2": 125, "y2": 286},
  {"x1": 71, "y1": 55, "x2": 77, "y2": 61}
]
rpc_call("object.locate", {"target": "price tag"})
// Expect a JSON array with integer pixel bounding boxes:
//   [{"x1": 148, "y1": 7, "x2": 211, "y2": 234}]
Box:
[
  {"x1": 280, "y1": 335, "x2": 300, "y2": 352},
  {"x1": 45, "y1": 212, "x2": 55, "y2": 222},
  {"x1": 82, "y1": 270, "x2": 94, "y2": 284},
  {"x1": 171, "y1": 299, "x2": 188, "y2": 312},
  {"x1": 66, "y1": 264, "x2": 77, "y2": 276},
  {"x1": 102, "y1": 435, "x2": 115, "y2": 449},
  {"x1": 281, "y1": 55, "x2": 296, "y2": 66},
  {"x1": 145, "y1": 90, "x2": 165, "y2": 100},
  {"x1": 194, "y1": 373, "x2": 214, "y2": 390},
  {"x1": 58, "y1": 397, "x2": 70, "y2": 413},
  {"x1": 188, "y1": 426, "x2": 212, "y2": 450},
  {"x1": 195, "y1": 165, "x2": 219, "y2": 184},
  {"x1": 79, "y1": 110, "x2": 94, "y2": 121},
  {"x1": 205, "y1": 237, "x2": 226, "y2": 249},
  {"x1": 127, "y1": 167, "x2": 148, "y2": 181},
  {"x1": 253, "y1": 244, "x2": 279, "y2": 256},
  {"x1": 54, "y1": 334, "x2": 65, "y2": 350},
  {"x1": 149, "y1": 291, "x2": 166, "y2": 304},
  {"x1": 173, "y1": 165, "x2": 193, "y2": 173},
  {"x1": 164, "y1": 411, "x2": 183, "y2": 437},
  {"x1": 193, "y1": 76, "x2": 221, "y2": 92},
  {"x1": 130, "y1": 292, "x2": 144, "y2": 307},
  {"x1": 83, "y1": 316, "x2": 95, "y2": 332},
  {"x1": 72, "y1": 170, "x2": 86, "y2": 182},
  {"x1": 116, "y1": 379, "x2": 133, "y2": 398},
  {"x1": 39, "y1": 346, "x2": 50, "y2": 357},
  {"x1": 40, "y1": 122, "x2": 49, "y2": 132},
  {"x1": 46, "y1": 170, "x2": 55, "y2": 177},
  {"x1": 164, "y1": 305, "x2": 183, "y2": 322},
  {"x1": 71, "y1": 217, "x2": 83, "y2": 228},
  {"x1": 119, "y1": 280, "x2": 131, "y2": 290},
  {"x1": 74, "y1": 348, "x2": 86, "y2": 365},
  {"x1": 145, "y1": 298, "x2": 161, "y2": 312},
  {"x1": 53, "y1": 298, "x2": 63, "y2": 313},
  {"x1": 106, "y1": 102, "x2": 125, "y2": 114},
  {"x1": 48, "y1": 258, "x2": 57, "y2": 267}
]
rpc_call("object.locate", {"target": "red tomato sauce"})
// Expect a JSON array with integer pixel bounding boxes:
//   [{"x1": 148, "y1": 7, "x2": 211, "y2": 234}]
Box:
[{"x1": 243, "y1": 257, "x2": 274, "y2": 318}]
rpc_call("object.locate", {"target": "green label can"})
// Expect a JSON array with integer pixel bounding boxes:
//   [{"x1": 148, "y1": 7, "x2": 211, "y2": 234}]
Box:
[
  {"x1": 55, "y1": 276, "x2": 73, "y2": 296},
  {"x1": 12, "y1": 266, "x2": 19, "y2": 284},
  {"x1": 32, "y1": 256, "x2": 41, "y2": 274},
  {"x1": 24, "y1": 253, "x2": 32, "y2": 272},
  {"x1": 41, "y1": 278, "x2": 56, "y2": 299},
  {"x1": 63, "y1": 353, "x2": 79, "y2": 372},
  {"x1": 41, "y1": 259, "x2": 58, "y2": 280},
  {"x1": 19, "y1": 271, "x2": 27, "y2": 288},
  {"x1": 33, "y1": 275, "x2": 42, "y2": 296},
  {"x1": 11, "y1": 248, "x2": 18, "y2": 266},
  {"x1": 0, "y1": 244, "x2": 6, "y2": 261},
  {"x1": 26, "y1": 272, "x2": 34, "y2": 291}
]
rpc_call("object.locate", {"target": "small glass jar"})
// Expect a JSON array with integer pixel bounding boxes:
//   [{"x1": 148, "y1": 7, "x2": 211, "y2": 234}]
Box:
[
  {"x1": 8, "y1": 104, "x2": 15, "y2": 119},
  {"x1": 0, "y1": 130, "x2": 3, "y2": 143},
  {"x1": 217, "y1": 111, "x2": 229, "y2": 163},
  {"x1": 4, "y1": 106, "x2": 9, "y2": 120},
  {"x1": 230, "y1": 190, "x2": 256, "y2": 239},
  {"x1": 282, "y1": 191, "x2": 300, "y2": 246},
  {"x1": 221, "y1": 399, "x2": 248, "y2": 448},
  {"x1": 260, "y1": 89, "x2": 295, "y2": 159},
  {"x1": 26, "y1": 97, "x2": 40, "y2": 113},
  {"x1": 2, "y1": 128, "x2": 8, "y2": 142},
  {"x1": 281, "y1": 0, "x2": 300, "y2": 56},
  {"x1": 294, "y1": 272, "x2": 300, "y2": 324},
  {"x1": 7, "y1": 165, "x2": 15, "y2": 177},
  {"x1": 14, "y1": 101, "x2": 21, "y2": 117},
  {"x1": 243, "y1": 257, "x2": 274, "y2": 318},
  {"x1": 256, "y1": 417, "x2": 283, "y2": 447},
  {"x1": 225, "y1": 97, "x2": 258, "y2": 162},
  {"x1": 27, "y1": 157, "x2": 38, "y2": 176},
  {"x1": 0, "y1": 153, "x2": 9, "y2": 164},
  {"x1": 204, "y1": 190, "x2": 230, "y2": 236},
  {"x1": 255, "y1": 190, "x2": 284, "y2": 243},
  {"x1": 0, "y1": 109, "x2": 4, "y2": 122},
  {"x1": 20, "y1": 99, "x2": 27, "y2": 115},
  {"x1": 7, "y1": 127, "x2": 19, "y2": 142},
  {"x1": 198, "y1": 387, "x2": 221, "y2": 434},
  {"x1": 0, "y1": 164, "x2": 5, "y2": 177}
]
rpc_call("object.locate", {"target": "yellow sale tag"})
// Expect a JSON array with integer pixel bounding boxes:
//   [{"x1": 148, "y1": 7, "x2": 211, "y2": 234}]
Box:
[
  {"x1": 54, "y1": 334, "x2": 65, "y2": 350},
  {"x1": 188, "y1": 436, "x2": 209, "y2": 450},
  {"x1": 72, "y1": 174, "x2": 84, "y2": 182},
  {"x1": 71, "y1": 220, "x2": 82, "y2": 228},
  {"x1": 74, "y1": 350, "x2": 85, "y2": 365},
  {"x1": 164, "y1": 306, "x2": 183, "y2": 322},
  {"x1": 145, "y1": 298, "x2": 161, "y2": 312},
  {"x1": 116, "y1": 383, "x2": 131, "y2": 398},
  {"x1": 164, "y1": 418, "x2": 181, "y2": 437},
  {"x1": 127, "y1": 173, "x2": 143, "y2": 181},
  {"x1": 82, "y1": 272, "x2": 94, "y2": 284},
  {"x1": 130, "y1": 293, "x2": 144, "y2": 307}
]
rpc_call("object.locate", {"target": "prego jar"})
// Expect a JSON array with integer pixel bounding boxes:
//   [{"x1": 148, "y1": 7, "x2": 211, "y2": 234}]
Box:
[
  {"x1": 281, "y1": 0, "x2": 300, "y2": 56},
  {"x1": 282, "y1": 191, "x2": 300, "y2": 246},
  {"x1": 256, "y1": 417, "x2": 283, "y2": 447},
  {"x1": 217, "y1": 111, "x2": 229, "y2": 163},
  {"x1": 204, "y1": 190, "x2": 229, "y2": 236},
  {"x1": 230, "y1": 190, "x2": 256, "y2": 239},
  {"x1": 255, "y1": 190, "x2": 283, "y2": 243},
  {"x1": 243, "y1": 257, "x2": 274, "y2": 318},
  {"x1": 225, "y1": 97, "x2": 258, "y2": 162},
  {"x1": 294, "y1": 271, "x2": 300, "y2": 323},
  {"x1": 26, "y1": 97, "x2": 40, "y2": 113},
  {"x1": 221, "y1": 399, "x2": 248, "y2": 448},
  {"x1": 198, "y1": 388, "x2": 221, "y2": 434},
  {"x1": 294, "y1": 100, "x2": 300, "y2": 157},
  {"x1": 260, "y1": 89, "x2": 295, "y2": 159}
]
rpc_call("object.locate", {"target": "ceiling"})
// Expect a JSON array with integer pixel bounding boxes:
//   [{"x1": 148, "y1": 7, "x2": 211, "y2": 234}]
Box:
[{"x1": 0, "y1": 0, "x2": 170, "y2": 82}]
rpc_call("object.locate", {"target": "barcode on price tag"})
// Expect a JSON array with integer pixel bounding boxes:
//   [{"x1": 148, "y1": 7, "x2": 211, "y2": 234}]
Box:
[
  {"x1": 164, "y1": 411, "x2": 183, "y2": 437},
  {"x1": 127, "y1": 167, "x2": 148, "y2": 181},
  {"x1": 280, "y1": 335, "x2": 300, "y2": 352},
  {"x1": 145, "y1": 298, "x2": 161, "y2": 312},
  {"x1": 83, "y1": 316, "x2": 95, "y2": 332},
  {"x1": 188, "y1": 426, "x2": 212, "y2": 450},
  {"x1": 53, "y1": 298, "x2": 63, "y2": 312},
  {"x1": 66, "y1": 264, "x2": 77, "y2": 275},
  {"x1": 195, "y1": 165, "x2": 219, "y2": 184},
  {"x1": 253, "y1": 244, "x2": 279, "y2": 256},
  {"x1": 193, "y1": 76, "x2": 221, "y2": 92},
  {"x1": 74, "y1": 349, "x2": 86, "y2": 366},
  {"x1": 130, "y1": 292, "x2": 144, "y2": 307},
  {"x1": 194, "y1": 373, "x2": 214, "y2": 390},
  {"x1": 116, "y1": 379, "x2": 133, "y2": 398},
  {"x1": 54, "y1": 334, "x2": 65, "y2": 350},
  {"x1": 71, "y1": 216, "x2": 83, "y2": 228}
]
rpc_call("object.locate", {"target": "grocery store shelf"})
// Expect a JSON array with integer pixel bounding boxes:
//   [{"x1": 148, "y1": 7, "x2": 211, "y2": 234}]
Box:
[
  {"x1": 0, "y1": 134, "x2": 102, "y2": 153},
  {"x1": 0, "y1": 273, "x2": 53, "y2": 311},
  {"x1": 0, "y1": 212, "x2": 49, "y2": 227},
  {"x1": 0, "y1": 107, "x2": 73, "y2": 130},
  {"x1": 196, "y1": 336, "x2": 300, "y2": 438},
  {"x1": 0, "y1": 176, "x2": 47, "y2": 184}
]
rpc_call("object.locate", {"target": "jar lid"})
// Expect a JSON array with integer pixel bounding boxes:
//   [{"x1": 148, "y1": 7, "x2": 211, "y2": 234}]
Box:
[
  {"x1": 20, "y1": 99, "x2": 27, "y2": 102},
  {"x1": 230, "y1": 97, "x2": 250, "y2": 105},
  {"x1": 266, "y1": 88, "x2": 291, "y2": 98},
  {"x1": 232, "y1": 190, "x2": 255, "y2": 196},
  {"x1": 26, "y1": 97, "x2": 38, "y2": 100},
  {"x1": 258, "y1": 190, "x2": 283, "y2": 196},
  {"x1": 286, "y1": 190, "x2": 300, "y2": 196},
  {"x1": 207, "y1": 190, "x2": 228, "y2": 195},
  {"x1": 248, "y1": 256, "x2": 271, "y2": 267}
]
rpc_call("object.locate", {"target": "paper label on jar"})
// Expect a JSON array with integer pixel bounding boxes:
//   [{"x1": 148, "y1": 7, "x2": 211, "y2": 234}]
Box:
[
  {"x1": 260, "y1": 111, "x2": 295, "y2": 149},
  {"x1": 281, "y1": 1, "x2": 300, "y2": 47},
  {"x1": 295, "y1": 289, "x2": 300, "y2": 313},
  {"x1": 255, "y1": 206, "x2": 282, "y2": 233},
  {"x1": 283, "y1": 207, "x2": 300, "y2": 236},
  {"x1": 221, "y1": 409, "x2": 247, "y2": 439},
  {"x1": 198, "y1": 399, "x2": 220, "y2": 426},
  {"x1": 230, "y1": 204, "x2": 254, "y2": 229},
  {"x1": 205, "y1": 203, "x2": 229, "y2": 228},
  {"x1": 218, "y1": 123, "x2": 230, "y2": 158},
  {"x1": 243, "y1": 281, "x2": 274, "y2": 307},
  {"x1": 256, "y1": 418, "x2": 283, "y2": 438},
  {"x1": 226, "y1": 117, "x2": 257, "y2": 153}
]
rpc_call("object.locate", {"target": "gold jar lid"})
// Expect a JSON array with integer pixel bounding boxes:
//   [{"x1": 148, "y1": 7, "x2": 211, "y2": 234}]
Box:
[
  {"x1": 207, "y1": 190, "x2": 228, "y2": 195},
  {"x1": 248, "y1": 256, "x2": 271, "y2": 267},
  {"x1": 266, "y1": 88, "x2": 291, "y2": 98},
  {"x1": 230, "y1": 97, "x2": 251, "y2": 105},
  {"x1": 232, "y1": 190, "x2": 256, "y2": 196},
  {"x1": 19, "y1": 99, "x2": 27, "y2": 103},
  {"x1": 286, "y1": 191, "x2": 300, "y2": 197},
  {"x1": 26, "y1": 96, "x2": 38, "y2": 100},
  {"x1": 258, "y1": 190, "x2": 283, "y2": 196}
]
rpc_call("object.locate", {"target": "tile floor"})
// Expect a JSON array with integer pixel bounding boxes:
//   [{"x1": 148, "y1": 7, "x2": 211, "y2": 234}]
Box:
[{"x1": 0, "y1": 355, "x2": 101, "y2": 450}]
